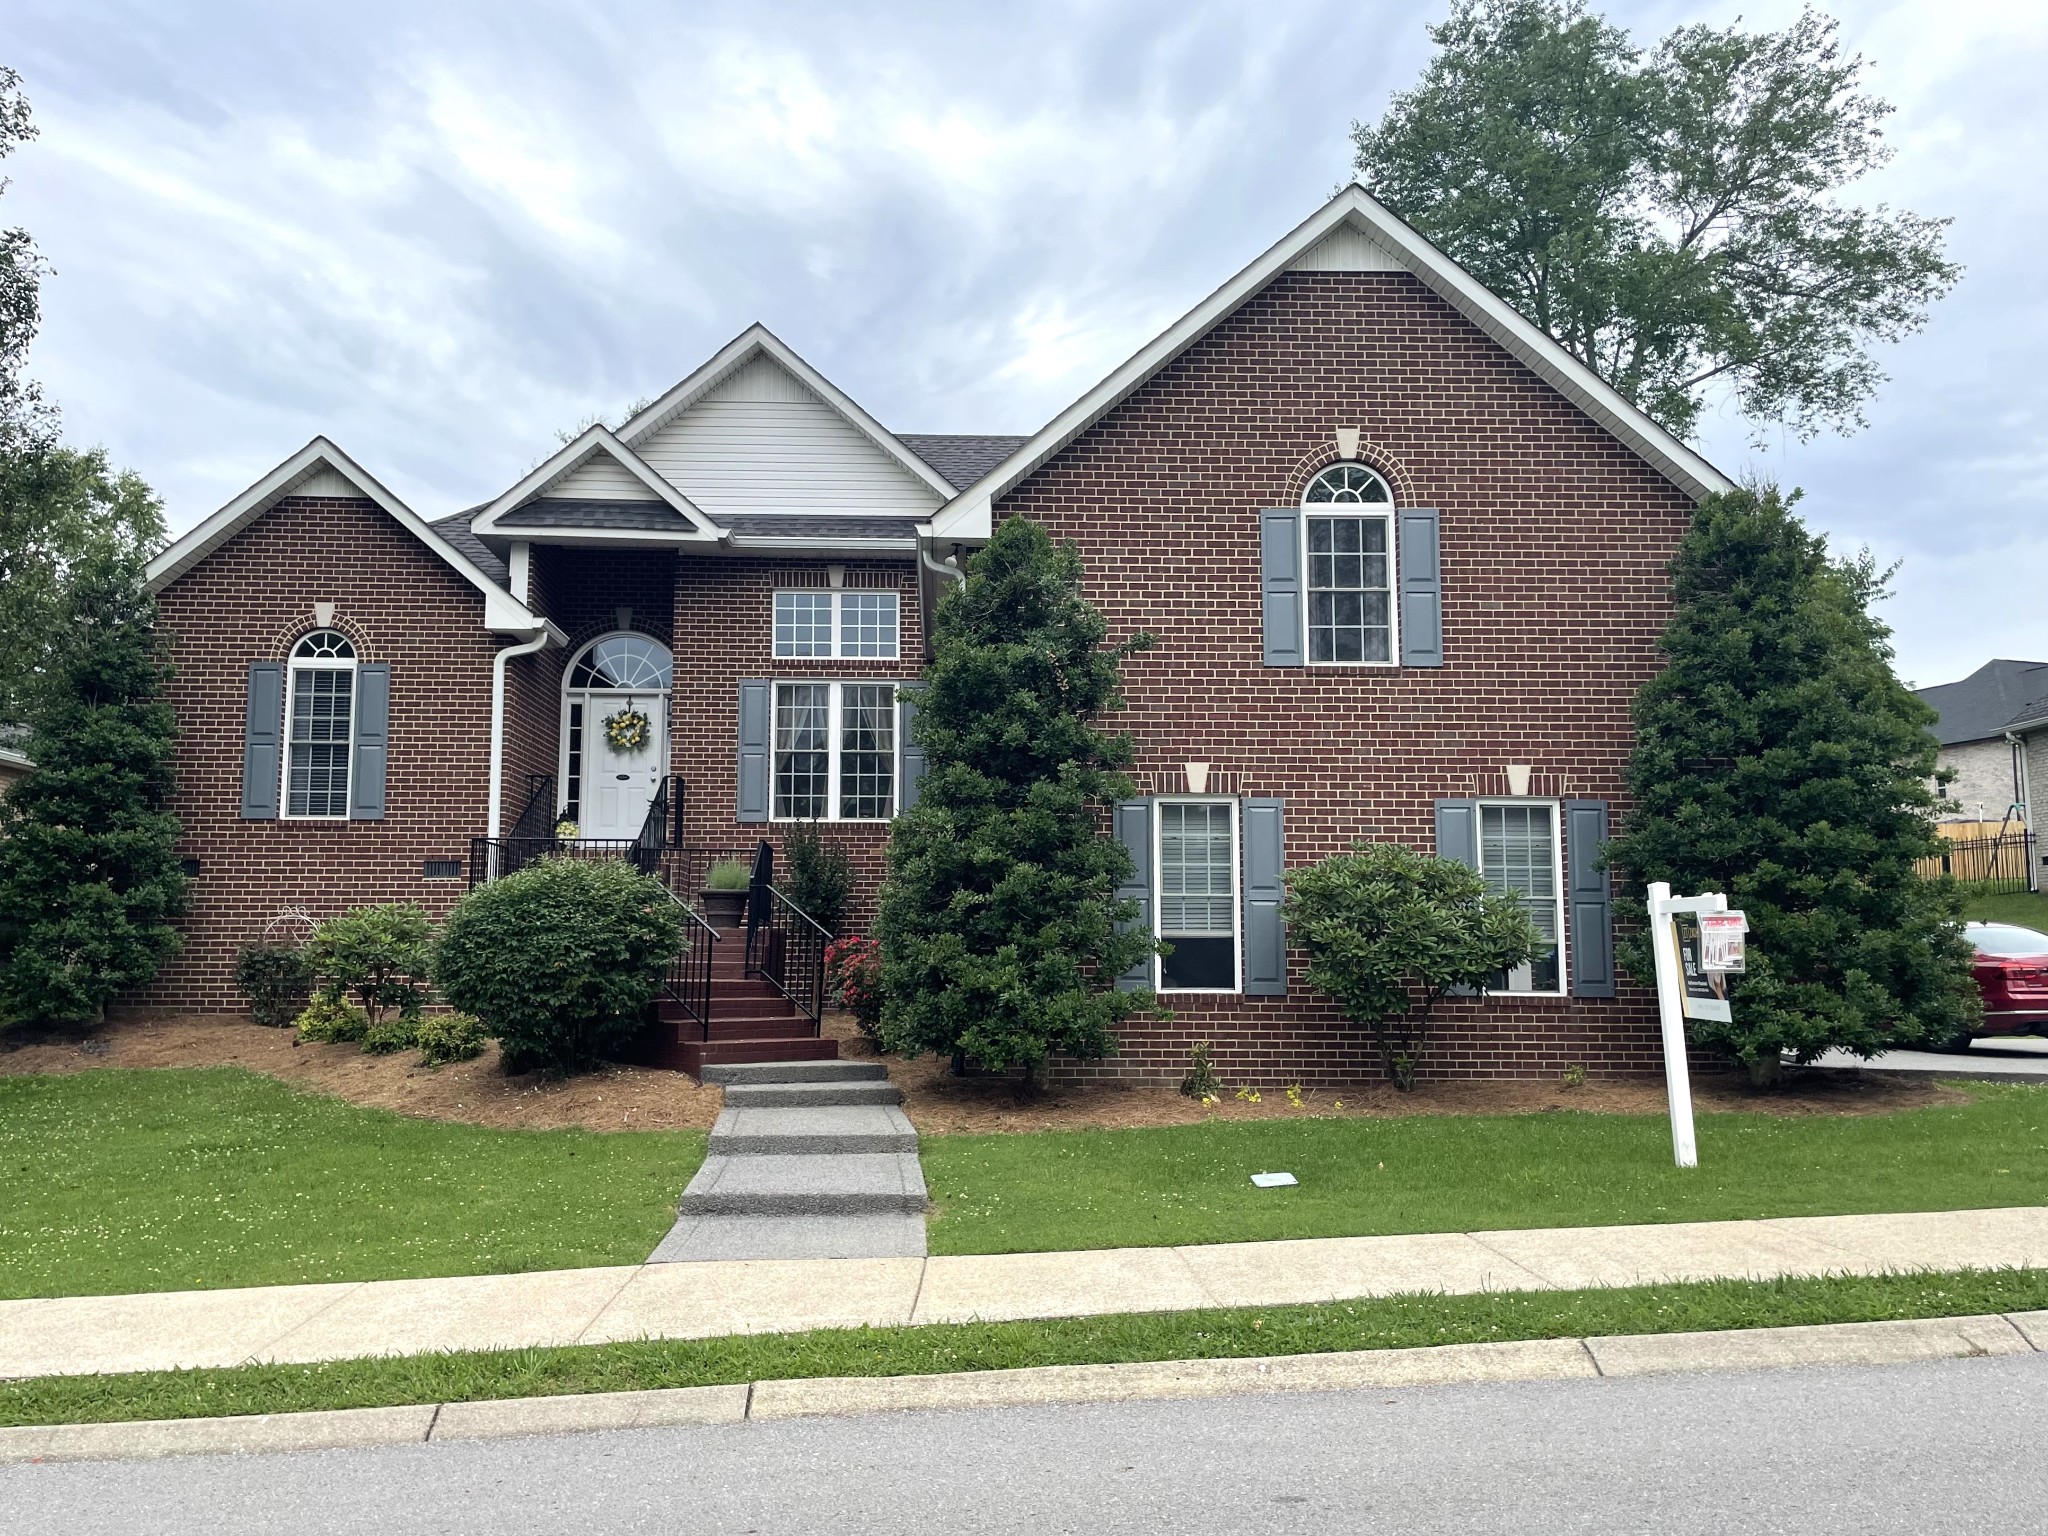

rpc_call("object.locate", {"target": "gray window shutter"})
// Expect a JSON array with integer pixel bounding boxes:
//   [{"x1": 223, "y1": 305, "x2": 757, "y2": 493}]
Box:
[
  {"x1": 896, "y1": 686, "x2": 926, "y2": 813},
  {"x1": 1434, "y1": 798, "x2": 1478, "y2": 869},
  {"x1": 240, "y1": 662, "x2": 284, "y2": 820},
  {"x1": 1399, "y1": 507, "x2": 1444, "y2": 668},
  {"x1": 1113, "y1": 799, "x2": 1154, "y2": 991},
  {"x1": 1565, "y1": 799, "x2": 1616, "y2": 998},
  {"x1": 348, "y1": 663, "x2": 390, "y2": 821},
  {"x1": 737, "y1": 680, "x2": 772, "y2": 823},
  {"x1": 1260, "y1": 509, "x2": 1303, "y2": 667},
  {"x1": 1242, "y1": 797, "x2": 1286, "y2": 996}
]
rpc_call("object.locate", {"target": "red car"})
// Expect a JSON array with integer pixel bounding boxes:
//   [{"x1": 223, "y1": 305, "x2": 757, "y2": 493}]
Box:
[{"x1": 1964, "y1": 923, "x2": 2048, "y2": 1040}]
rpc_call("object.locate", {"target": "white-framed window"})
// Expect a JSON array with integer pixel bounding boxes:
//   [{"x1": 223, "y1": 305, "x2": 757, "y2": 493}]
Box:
[
  {"x1": 1479, "y1": 800, "x2": 1565, "y2": 995},
  {"x1": 773, "y1": 590, "x2": 900, "y2": 660},
  {"x1": 1155, "y1": 797, "x2": 1241, "y2": 993},
  {"x1": 773, "y1": 681, "x2": 897, "y2": 820},
  {"x1": 1302, "y1": 463, "x2": 1396, "y2": 665},
  {"x1": 284, "y1": 629, "x2": 356, "y2": 819}
]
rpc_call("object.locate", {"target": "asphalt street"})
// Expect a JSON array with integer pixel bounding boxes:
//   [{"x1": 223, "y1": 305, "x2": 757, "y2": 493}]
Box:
[{"x1": 8, "y1": 1354, "x2": 2046, "y2": 1534}]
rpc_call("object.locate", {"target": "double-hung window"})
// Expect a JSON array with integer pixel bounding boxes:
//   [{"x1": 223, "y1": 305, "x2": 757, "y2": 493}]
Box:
[
  {"x1": 1479, "y1": 802, "x2": 1564, "y2": 994},
  {"x1": 285, "y1": 629, "x2": 355, "y2": 819},
  {"x1": 773, "y1": 681, "x2": 896, "y2": 820},
  {"x1": 773, "y1": 590, "x2": 900, "y2": 660},
  {"x1": 1302, "y1": 464, "x2": 1395, "y2": 664},
  {"x1": 1156, "y1": 799, "x2": 1240, "y2": 992}
]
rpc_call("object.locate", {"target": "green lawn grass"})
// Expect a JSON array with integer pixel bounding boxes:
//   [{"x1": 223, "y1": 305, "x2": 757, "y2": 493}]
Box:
[
  {"x1": 3, "y1": 1266, "x2": 2040, "y2": 1428},
  {"x1": 1963, "y1": 889, "x2": 2048, "y2": 930},
  {"x1": 923, "y1": 1083, "x2": 2048, "y2": 1255},
  {"x1": 0, "y1": 1068, "x2": 704, "y2": 1299}
]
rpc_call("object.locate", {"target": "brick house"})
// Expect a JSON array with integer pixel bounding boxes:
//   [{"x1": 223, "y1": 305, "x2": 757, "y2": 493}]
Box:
[{"x1": 138, "y1": 184, "x2": 1734, "y2": 1083}]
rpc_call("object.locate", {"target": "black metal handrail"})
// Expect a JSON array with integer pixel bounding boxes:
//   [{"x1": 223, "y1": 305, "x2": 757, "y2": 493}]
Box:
[
  {"x1": 509, "y1": 774, "x2": 557, "y2": 842},
  {"x1": 468, "y1": 838, "x2": 754, "y2": 894},
  {"x1": 745, "y1": 881, "x2": 831, "y2": 1034},
  {"x1": 656, "y1": 887, "x2": 720, "y2": 1041}
]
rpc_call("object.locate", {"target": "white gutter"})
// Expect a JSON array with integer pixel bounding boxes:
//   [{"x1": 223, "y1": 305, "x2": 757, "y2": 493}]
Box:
[{"x1": 487, "y1": 629, "x2": 555, "y2": 839}]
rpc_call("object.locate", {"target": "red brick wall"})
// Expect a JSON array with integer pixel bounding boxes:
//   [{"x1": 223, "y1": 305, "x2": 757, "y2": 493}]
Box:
[
  {"x1": 997, "y1": 270, "x2": 1692, "y2": 1085},
  {"x1": 135, "y1": 495, "x2": 503, "y2": 1011}
]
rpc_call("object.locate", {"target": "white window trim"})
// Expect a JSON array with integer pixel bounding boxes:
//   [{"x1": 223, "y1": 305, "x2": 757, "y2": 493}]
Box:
[
  {"x1": 281, "y1": 651, "x2": 356, "y2": 822},
  {"x1": 1300, "y1": 507, "x2": 1399, "y2": 669},
  {"x1": 770, "y1": 679, "x2": 902, "y2": 823},
  {"x1": 772, "y1": 589, "x2": 901, "y2": 661},
  {"x1": 1153, "y1": 795, "x2": 1242, "y2": 995},
  {"x1": 1477, "y1": 797, "x2": 1568, "y2": 997}
]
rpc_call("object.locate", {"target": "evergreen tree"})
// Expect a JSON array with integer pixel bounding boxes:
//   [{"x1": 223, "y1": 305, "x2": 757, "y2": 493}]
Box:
[
  {"x1": 876, "y1": 518, "x2": 1159, "y2": 1084},
  {"x1": 0, "y1": 548, "x2": 185, "y2": 1025},
  {"x1": 1606, "y1": 488, "x2": 1978, "y2": 1085}
]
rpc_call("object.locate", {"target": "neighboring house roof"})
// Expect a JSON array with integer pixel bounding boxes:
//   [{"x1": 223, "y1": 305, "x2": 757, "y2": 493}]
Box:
[
  {"x1": 898, "y1": 434, "x2": 1032, "y2": 492},
  {"x1": 926, "y1": 183, "x2": 1737, "y2": 542},
  {"x1": 1915, "y1": 659, "x2": 2048, "y2": 746},
  {"x1": 0, "y1": 744, "x2": 31, "y2": 776},
  {"x1": 147, "y1": 438, "x2": 545, "y2": 634}
]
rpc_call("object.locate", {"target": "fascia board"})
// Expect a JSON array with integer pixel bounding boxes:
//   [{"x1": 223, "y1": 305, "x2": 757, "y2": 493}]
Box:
[
  {"x1": 483, "y1": 527, "x2": 715, "y2": 549},
  {"x1": 617, "y1": 323, "x2": 956, "y2": 502},
  {"x1": 0, "y1": 746, "x2": 32, "y2": 770},
  {"x1": 146, "y1": 437, "x2": 545, "y2": 633},
  {"x1": 928, "y1": 185, "x2": 1733, "y2": 540},
  {"x1": 723, "y1": 536, "x2": 920, "y2": 553},
  {"x1": 471, "y1": 426, "x2": 721, "y2": 539}
]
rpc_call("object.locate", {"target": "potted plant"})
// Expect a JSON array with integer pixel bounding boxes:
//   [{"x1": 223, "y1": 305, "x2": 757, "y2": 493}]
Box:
[{"x1": 698, "y1": 859, "x2": 752, "y2": 927}]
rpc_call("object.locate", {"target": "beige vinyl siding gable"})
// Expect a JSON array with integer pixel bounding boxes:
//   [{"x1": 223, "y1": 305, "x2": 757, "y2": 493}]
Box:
[
  {"x1": 633, "y1": 356, "x2": 945, "y2": 521},
  {"x1": 549, "y1": 451, "x2": 651, "y2": 500}
]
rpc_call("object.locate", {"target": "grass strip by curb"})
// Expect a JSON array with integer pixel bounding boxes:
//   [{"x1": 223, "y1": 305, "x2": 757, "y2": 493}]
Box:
[{"x1": 7, "y1": 1267, "x2": 2045, "y2": 1429}]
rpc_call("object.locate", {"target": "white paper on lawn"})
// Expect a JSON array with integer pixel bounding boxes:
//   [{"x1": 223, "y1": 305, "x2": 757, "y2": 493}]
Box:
[{"x1": 1250, "y1": 1172, "x2": 1298, "y2": 1188}]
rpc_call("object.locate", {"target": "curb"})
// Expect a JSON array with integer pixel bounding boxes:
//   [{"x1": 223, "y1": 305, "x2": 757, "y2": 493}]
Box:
[{"x1": 5, "y1": 1311, "x2": 2044, "y2": 1465}]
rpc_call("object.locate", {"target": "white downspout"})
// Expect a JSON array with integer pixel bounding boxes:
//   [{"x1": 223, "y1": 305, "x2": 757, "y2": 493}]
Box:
[
  {"x1": 489, "y1": 630, "x2": 552, "y2": 840},
  {"x1": 921, "y1": 546, "x2": 966, "y2": 587}
]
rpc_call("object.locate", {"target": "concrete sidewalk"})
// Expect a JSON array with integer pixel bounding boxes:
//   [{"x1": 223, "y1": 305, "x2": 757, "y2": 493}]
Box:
[{"x1": 4, "y1": 1206, "x2": 2047, "y2": 1381}]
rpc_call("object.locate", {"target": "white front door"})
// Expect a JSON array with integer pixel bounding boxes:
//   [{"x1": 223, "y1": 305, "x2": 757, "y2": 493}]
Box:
[{"x1": 581, "y1": 693, "x2": 666, "y2": 839}]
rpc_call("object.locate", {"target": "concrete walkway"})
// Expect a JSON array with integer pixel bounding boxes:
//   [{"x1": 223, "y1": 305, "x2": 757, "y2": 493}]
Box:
[{"x1": 4, "y1": 1206, "x2": 2047, "y2": 1382}]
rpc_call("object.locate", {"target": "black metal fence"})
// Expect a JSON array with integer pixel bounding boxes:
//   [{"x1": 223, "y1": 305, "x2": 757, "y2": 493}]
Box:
[{"x1": 1917, "y1": 832, "x2": 2039, "y2": 893}]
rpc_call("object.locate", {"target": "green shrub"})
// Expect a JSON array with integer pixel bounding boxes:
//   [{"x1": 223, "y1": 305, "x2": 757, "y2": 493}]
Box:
[
  {"x1": 704, "y1": 859, "x2": 751, "y2": 892},
  {"x1": 783, "y1": 821, "x2": 853, "y2": 933},
  {"x1": 414, "y1": 1012, "x2": 490, "y2": 1066},
  {"x1": 433, "y1": 857, "x2": 685, "y2": 1072},
  {"x1": 233, "y1": 942, "x2": 315, "y2": 1028},
  {"x1": 294, "y1": 994, "x2": 368, "y2": 1043},
  {"x1": 362, "y1": 1016, "x2": 419, "y2": 1055},
  {"x1": 1284, "y1": 843, "x2": 1539, "y2": 1091},
  {"x1": 1179, "y1": 1040, "x2": 1222, "y2": 1100},
  {"x1": 308, "y1": 905, "x2": 433, "y2": 1027}
]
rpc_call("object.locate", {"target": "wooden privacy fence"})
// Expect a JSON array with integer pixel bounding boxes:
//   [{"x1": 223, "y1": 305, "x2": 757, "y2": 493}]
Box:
[{"x1": 1916, "y1": 831, "x2": 2038, "y2": 892}]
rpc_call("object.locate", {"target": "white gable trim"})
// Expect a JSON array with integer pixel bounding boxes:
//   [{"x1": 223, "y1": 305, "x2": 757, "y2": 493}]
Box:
[
  {"x1": 617, "y1": 323, "x2": 956, "y2": 503},
  {"x1": 471, "y1": 426, "x2": 721, "y2": 539},
  {"x1": 926, "y1": 184, "x2": 1735, "y2": 541},
  {"x1": 146, "y1": 438, "x2": 543, "y2": 633}
]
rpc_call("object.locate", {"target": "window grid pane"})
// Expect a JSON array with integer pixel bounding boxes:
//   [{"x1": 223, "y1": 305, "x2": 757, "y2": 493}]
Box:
[
  {"x1": 563, "y1": 703, "x2": 584, "y2": 823},
  {"x1": 773, "y1": 592, "x2": 834, "y2": 659},
  {"x1": 838, "y1": 684, "x2": 896, "y2": 819},
  {"x1": 287, "y1": 667, "x2": 353, "y2": 817},
  {"x1": 839, "y1": 592, "x2": 899, "y2": 659},
  {"x1": 1158, "y1": 802, "x2": 1234, "y2": 934},
  {"x1": 773, "y1": 684, "x2": 831, "y2": 819},
  {"x1": 1306, "y1": 515, "x2": 1391, "y2": 664},
  {"x1": 1481, "y1": 804, "x2": 1562, "y2": 988}
]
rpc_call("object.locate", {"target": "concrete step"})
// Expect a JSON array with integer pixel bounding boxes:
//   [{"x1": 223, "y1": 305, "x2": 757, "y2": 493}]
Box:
[
  {"x1": 676, "y1": 1151, "x2": 928, "y2": 1216},
  {"x1": 721, "y1": 1077, "x2": 902, "y2": 1108},
  {"x1": 708, "y1": 1104, "x2": 918, "y2": 1156},
  {"x1": 649, "y1": 1212, "x2": 926, "y2": 1262},
  {"x1": 702, "y1": 1060, "x2": 888, "y2": 1085}
]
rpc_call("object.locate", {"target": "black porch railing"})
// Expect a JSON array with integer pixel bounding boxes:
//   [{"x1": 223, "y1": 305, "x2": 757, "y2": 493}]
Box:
[
  {"x1": 656, "y1": 887, "x2": 721, "y2": 1040},
  {"x1": 743, "y1": 843, "x2": 830, "y2": 1032},
  {"x1": 466, "y1": 838, "x2": 753, "y2": 893}
]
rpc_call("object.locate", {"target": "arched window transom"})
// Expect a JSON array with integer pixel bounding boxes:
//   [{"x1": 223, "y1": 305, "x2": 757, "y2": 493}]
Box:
[
  {"x1": 293, "y1": 629, "x2": 356, "y2": 661},
  {"x1": 1303, "y1": 464, "x2": 1392, "y2": 505},
  {"x1": 568, "y1": 634, "x2": 672, "y2": 691}
]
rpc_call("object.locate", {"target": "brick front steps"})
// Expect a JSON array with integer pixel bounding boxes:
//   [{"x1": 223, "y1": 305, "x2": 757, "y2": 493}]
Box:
[{"x1": 621, "y1": 925, "x2": 838, "y2": 1077}]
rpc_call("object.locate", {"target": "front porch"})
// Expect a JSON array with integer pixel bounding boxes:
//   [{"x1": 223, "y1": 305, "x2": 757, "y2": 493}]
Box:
[{"x1": 470, "y1": 775, "x2": 839, "y2": 1077}]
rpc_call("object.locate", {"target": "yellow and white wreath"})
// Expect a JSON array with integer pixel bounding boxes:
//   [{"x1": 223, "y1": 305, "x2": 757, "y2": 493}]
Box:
[{"x1": 602, "y1": 707, "x2": 652, "y2": 754}]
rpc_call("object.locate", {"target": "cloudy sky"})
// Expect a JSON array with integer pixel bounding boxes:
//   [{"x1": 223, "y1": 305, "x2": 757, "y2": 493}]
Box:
[{"x1": 5, "y1": 0, "x2": 2043, "y2": 686}]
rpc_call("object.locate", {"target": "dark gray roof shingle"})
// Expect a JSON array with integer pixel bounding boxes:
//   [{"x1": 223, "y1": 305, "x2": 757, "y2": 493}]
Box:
[
  {"x1": 430, "y1": 510, "x2": 508, "y2": 586},
  {"x1": 898, "y1": 433, "x2": 1029, "y2": 491},
  {"x1": 498, "y1": 498, "x2": 696, "y2": 532},
  {"x1": 722, "y1": 514, "x2": 920, "y2": 540},
  {"x1": 1915, "y1": 659, "x2": 2048, "y2": 745}
]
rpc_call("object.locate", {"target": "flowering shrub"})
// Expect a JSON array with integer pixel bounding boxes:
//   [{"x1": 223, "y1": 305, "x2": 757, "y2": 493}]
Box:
[{"x1": 825, "y1": 935, "x2": 884, "y2": 1043}]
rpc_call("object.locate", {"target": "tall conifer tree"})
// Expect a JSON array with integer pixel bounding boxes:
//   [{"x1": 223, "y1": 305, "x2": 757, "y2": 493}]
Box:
[
  {"x1": 1606, "y1": 488, "x2": 1978, "y2": 1084},
  {"x1": 877, "y1": 518, "x2": 1159, "y2": 1084},
  {"x1": 0, "y1": 549, "x2": 185, "y2": 1025}
]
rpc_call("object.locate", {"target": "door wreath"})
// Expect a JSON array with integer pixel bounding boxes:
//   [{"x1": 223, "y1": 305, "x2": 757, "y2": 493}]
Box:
[{"x1": 602, "y1": 706, "x2": 653, "y2": 754}]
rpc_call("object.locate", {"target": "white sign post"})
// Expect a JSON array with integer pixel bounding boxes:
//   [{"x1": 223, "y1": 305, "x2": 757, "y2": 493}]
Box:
[{"x1": 1645, "y1": 881, "x2": 1732, "y2": 1170}]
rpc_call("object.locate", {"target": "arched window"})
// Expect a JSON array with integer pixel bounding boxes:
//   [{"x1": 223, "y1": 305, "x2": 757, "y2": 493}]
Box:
[
  {"x1": 568, "y1": 634, "x2": 672, "y2": 690},
  {"x1": 286, "y1": 629, "x2": 357, "y2": 817},
  {"x1": 1301, "y1": 465, "x2": 1396, "y2": 664}
]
